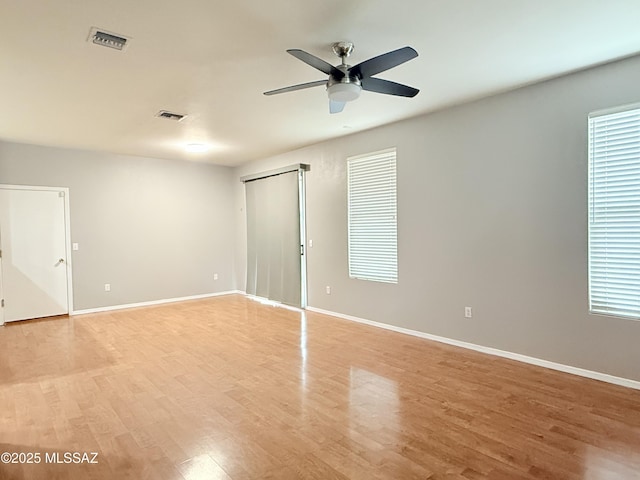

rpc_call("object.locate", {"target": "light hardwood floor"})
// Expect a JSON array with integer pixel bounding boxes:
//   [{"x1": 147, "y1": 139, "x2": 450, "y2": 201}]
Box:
[{"x1": 0, "y1": 294, "x2": 639, "y2": 479}]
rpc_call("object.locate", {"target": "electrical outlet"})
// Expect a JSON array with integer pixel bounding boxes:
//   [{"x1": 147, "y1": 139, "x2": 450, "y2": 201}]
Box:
[
  {"x1": 464, "y1": 306, "x2": 472, "y2": 318},
  {"x1": 213, "y1": 273, "x2": 218, "y2": 281},
  {"x1": 105, "y1": 283, "x2": 111, "y2": 292},
  {"x1": 326, "y1": 286, "x2": 331, "y2": 295}
]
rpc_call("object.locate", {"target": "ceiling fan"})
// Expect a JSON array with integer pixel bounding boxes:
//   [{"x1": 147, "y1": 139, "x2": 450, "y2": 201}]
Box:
[{"x1": 264, "y1": 42, "x2": 419, "y2": 114}]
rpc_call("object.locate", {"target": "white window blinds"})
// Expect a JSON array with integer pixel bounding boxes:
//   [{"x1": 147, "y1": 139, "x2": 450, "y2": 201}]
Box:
[
  {"x1": 588, "y1": 106, "x2": 640, "y2": 319},
  {"x1": 347, "y1": 148, "x2": 398, "y2": 284}
]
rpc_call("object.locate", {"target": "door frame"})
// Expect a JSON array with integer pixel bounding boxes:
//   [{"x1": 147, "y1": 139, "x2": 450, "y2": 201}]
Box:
[{"x1": 0, "y1": 184, "x2": 74, "y2": 325}]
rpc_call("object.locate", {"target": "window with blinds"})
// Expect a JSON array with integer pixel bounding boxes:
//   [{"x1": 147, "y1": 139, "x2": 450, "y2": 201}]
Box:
[
  {"x1": 347, "y1": 148, "x2": 397, "y2": 284},
  {"x1": 588, "y1": 105, "x2": 640, "y2": 319}
]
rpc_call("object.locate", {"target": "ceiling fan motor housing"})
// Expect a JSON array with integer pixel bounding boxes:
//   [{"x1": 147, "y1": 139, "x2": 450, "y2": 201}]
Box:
[{"x1": 327, "y1": 66, "x2": 361, "y2": 102}]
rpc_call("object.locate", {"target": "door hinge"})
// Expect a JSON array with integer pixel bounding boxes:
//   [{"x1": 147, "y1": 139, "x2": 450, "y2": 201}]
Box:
[
  {"x1": 58, "y1": 191, "x2": 65, "y2": 198},
  {"x1": 1, "y1": 299, "x2": 4, "y2": 308},
  {"x1": 300, "y1": 244, "x2": 304, "y2": 256}
]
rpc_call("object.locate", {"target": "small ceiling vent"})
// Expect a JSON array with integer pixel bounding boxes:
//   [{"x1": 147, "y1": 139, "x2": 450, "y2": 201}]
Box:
[
  {"x1": 156, "y1": 110, "x2": 187, "y2": 121},
  {"x1": 88, "y1": 27, "x2": 130, "y2": 51}
]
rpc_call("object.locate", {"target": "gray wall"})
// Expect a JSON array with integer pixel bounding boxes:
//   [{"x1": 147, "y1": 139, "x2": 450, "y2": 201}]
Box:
[
  {"x1": 234, "y1": 54, "x2": 640, "y2": 382},
  {"x1": 0, "y1": 142, "x2": 236, "y2": 310}
]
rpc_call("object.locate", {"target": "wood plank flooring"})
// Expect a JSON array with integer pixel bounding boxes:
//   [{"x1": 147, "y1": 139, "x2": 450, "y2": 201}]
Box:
[{"x1": 0, "y1": 294, "x2": 639, "y2": 479}]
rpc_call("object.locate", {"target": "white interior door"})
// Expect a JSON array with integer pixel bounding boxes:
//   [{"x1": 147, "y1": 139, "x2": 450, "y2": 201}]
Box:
[{"x1": 0, "y1": 187, "x2": 70, "y2": 323}]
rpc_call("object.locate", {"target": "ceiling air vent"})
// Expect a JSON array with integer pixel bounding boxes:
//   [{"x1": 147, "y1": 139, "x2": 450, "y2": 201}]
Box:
[
  {"x1": 88, "y1": 27, "x2": 130, "y2": 51},
  {"x1": 156, "y1": 110, "x2": 187, "y2": 121}
]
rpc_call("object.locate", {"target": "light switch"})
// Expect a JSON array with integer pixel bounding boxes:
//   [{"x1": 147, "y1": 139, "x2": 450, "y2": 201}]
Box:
[{"x1": 72, "y1": 243, "x2": 79, "y2": 251}]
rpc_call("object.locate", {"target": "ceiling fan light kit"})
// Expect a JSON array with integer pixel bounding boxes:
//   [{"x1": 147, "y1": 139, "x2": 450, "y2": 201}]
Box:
[
  {"x1": 327, "y1": 82, "x2": 361, "y2": 102},
  {"x1": 264, "y1": 41, "x2": 419, "y2": 114}
]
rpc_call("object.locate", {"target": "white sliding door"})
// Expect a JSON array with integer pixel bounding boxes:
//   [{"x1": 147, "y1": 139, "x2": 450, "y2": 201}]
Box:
[{"x1": 244, "y1": 165, "x2": 307, "y2": 308}]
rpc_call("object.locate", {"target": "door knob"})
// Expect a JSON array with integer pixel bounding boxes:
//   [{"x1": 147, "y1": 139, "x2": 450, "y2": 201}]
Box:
[{"x1": 54, "y1": 258, "x2": 65, "y2": 266}]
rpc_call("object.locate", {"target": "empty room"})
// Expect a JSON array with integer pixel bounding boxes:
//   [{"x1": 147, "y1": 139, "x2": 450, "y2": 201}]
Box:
[{"x1": 1, "y1": 1, "x2": 640, "y2": 479}]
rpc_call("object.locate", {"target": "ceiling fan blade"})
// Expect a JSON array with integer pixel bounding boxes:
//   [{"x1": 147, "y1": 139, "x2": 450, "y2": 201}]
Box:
[
  {"x1": 287, "y1": 49, "x2": 345, "y2": 79},
  {"x1": 361, "y1": 77, "x2": 419, "y2": 97},
  {"x1": 329, "y1": 100, "x2": 346, "y2": 114},
  {"x1": 264, "y1": 80, "x2": 327, "y2": 96},
  {"x1": 350, "y1": 46, "x2": 418, "y2": 79}
]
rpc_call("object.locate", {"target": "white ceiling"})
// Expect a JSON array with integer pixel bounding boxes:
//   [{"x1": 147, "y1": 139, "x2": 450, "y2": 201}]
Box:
[{"x1": 1, "y1": 0, "x2": 640, "y2": 167}]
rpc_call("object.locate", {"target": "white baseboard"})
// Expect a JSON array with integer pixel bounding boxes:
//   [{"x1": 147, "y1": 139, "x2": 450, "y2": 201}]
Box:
[
  {"x1": 72, "y1": 290, "x2": 243, "y2": 315},
  {"x1": 306, "y1": 306, "x2": 640, "y2": 391}
]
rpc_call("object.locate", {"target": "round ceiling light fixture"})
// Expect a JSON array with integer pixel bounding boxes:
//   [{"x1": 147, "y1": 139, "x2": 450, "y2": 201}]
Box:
[{"x1": 185, "y1": 143, "x2": 208, "y2": 153}]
